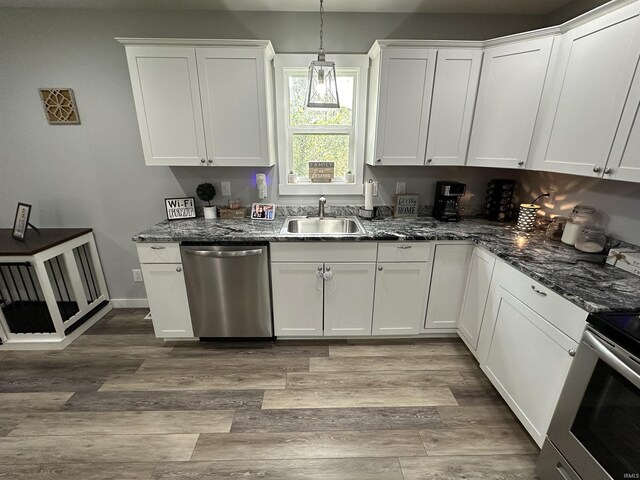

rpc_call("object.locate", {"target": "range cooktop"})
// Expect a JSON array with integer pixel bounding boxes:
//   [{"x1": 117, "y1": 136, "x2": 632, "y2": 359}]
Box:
[{"x1": 587, "y1": 312, "x2": 640, "y2": 356}]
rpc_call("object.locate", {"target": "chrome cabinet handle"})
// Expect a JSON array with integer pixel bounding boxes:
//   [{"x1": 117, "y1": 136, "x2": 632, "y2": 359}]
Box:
[
  {"x1": 176, "y1": 267, "x2": 182, "y2": 272},
  {"x1": 568, "y1": 349, "x2": 576, "y2": 357},
  {"x1": 518, "y1": 161, "x2": 524, "y2": 166},
  {"x1": 378, "y1": 266, "x2": 383, "y2": 271},
  {"x1": 200, "y1": 158, "x2": 206, "y2": 164},
  {"x1": 376, "y1": 159, "x2": 381, "y2": 163},
  {"x1": 531, "y1": 285, "x2": 547, "y2": 296},
  {"x1": 317, "y1": 266, "x2": 323, "y2": 271},
  {"x1": 593, "y1": 166, "x2": 602, "y2": 173},
  {"x1": 604, "y1": 168, "x2": 612, "y2": 175},
  {"x1": 426, "y1": 158, "x2": 433, "y2": 164},
  {"x1": 325, "y1": 266, "x2": 331, "y2": 272},
  {"x1": 150, "y1": 246, "x2": 165, "y2": 250},
  {"x1": 207, "y1": 159, "x2": 213, "y2": 164},
  {"x1": 397, "y1": 245, "x2": 412, "y2": 249}
]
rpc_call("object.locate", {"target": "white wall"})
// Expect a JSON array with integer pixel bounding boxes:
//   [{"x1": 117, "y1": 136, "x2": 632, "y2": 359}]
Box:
[
  {"x1": 0, "y1": 5, "x2": 634, "y2": 303},
  {"x1": 514, "y1": 171, "x2": 640, "y2": 244}
]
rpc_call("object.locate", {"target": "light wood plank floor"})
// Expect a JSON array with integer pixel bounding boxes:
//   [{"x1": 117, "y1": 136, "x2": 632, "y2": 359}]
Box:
[{"x1": 0, "y1": 308, "x2": 539, "y2": 479}]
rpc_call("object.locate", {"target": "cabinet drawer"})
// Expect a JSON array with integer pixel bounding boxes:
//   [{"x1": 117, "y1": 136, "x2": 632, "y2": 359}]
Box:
[
  {"x1": 270, "y1": 242, "x2": 378, "y2": 263},
  {"x1": 494, "y1": 261, "x2": 587, "y2": 342},
  {"x1": 137, "y1": 243, "x2": 182, "y2": 264},
  {"x1": 377, "y1": 242, "x2": 431, "y2": 262}
]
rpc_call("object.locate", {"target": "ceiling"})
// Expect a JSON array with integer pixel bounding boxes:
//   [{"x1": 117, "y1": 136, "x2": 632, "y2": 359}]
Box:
[{"x1": 0, "y1": 0, "x2": 581, "y2": 16}]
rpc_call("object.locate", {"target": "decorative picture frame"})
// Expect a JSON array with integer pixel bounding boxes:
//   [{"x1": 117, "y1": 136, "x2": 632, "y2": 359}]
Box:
[
  {"x1": 165, "y1": 197, "x2": 196, "y2": 221},
  {"x1": 250, "y1": 203, "x2": 276, "y2": 221},
  {"x1": 393, "y1": 194, "x2": 419, "y2": 218},
  {"x1": 12, "y1": 203, "x2": 32, "y2": 241},
  {"x1": 39, "y1": 88, "x2": 80, "y2": 125}
]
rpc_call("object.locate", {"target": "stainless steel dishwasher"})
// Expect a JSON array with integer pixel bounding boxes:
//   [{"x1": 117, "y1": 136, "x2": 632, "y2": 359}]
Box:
[{"x1": 180, "y1": 244, "x2": 273, "y2": 338}]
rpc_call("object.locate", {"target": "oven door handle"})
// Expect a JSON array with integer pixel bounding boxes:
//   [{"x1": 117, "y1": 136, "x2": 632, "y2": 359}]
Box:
[{"x1": 583, "y1": 330, "x2": 640, "y2": 389}]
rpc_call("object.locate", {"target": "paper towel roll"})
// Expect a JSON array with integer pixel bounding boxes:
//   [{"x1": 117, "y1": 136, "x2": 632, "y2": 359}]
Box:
[{"x1": 364, "y1": 181, "x2": 374, "y2": 211}]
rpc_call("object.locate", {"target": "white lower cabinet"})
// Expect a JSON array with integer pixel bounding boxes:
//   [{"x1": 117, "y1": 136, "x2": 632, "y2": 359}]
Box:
[
  {"x1": 457, "y1": 247, "x2": 496, "y2": 354},
  {"x1": 481, "y1": 286, "x2": 577, "y2": 447},
  {"x1": 324, "y1": 263, "x2": 376, "y2": 336},
  {"x1": 372, "y1": 262, "x2": 430, "y2": 335},
  {"x1": 424, "y1": 244, "x2": 473, "y2": 330},
  {"x1": 140, "y1": 263, "x2": 193, "y2": 338}
]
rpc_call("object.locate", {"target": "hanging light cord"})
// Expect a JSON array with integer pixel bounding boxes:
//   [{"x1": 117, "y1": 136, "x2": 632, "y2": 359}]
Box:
[
  {"x1": 532, "y1": 193, "x2": 551, "y2": 204},
  {"x1": 318, "y1": 0, "x2": 325, "y2": 55}
]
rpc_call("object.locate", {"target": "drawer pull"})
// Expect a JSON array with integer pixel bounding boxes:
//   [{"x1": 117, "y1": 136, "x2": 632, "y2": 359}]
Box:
[
  {"x1": 176, "y1": 267, "x2": 182, "y2": 272},
  {"x1": 531, "y1": 285, "x2": 547, "y2": 296},
  {"x1": 397, "y1": 245, "x2": 413, "y2": 249},
  {"x1": 568, "y1": 349, "x2": 576, "y2": 357},
  {"x1": 378, "y1": 266, "x2": 383, "y2": 271},
  {"x1": 150, "y1": 246, "x2": 166, "y2": 250}
]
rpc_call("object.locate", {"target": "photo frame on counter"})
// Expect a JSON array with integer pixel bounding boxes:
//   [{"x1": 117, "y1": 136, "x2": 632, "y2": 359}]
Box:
[
  {"x1": 165, "y1": 197, "x2": 196, "y2": 221},
  {"x1": 12, "y1": 203, "x2": 33, "y2": 240},
  {"x1": 250, "y1": 203, "x2": 276, "y2": 221}
]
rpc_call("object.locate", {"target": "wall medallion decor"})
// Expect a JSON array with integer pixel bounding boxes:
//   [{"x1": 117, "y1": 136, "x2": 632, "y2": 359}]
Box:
[{"x1": 39, "y1": 88, "x2": 80, "y2": 125}]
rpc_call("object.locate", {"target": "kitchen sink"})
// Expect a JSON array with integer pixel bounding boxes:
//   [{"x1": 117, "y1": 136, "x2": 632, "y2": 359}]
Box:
[{"x1": 280, "y1": 216, "x2": 366, "y2": 235}]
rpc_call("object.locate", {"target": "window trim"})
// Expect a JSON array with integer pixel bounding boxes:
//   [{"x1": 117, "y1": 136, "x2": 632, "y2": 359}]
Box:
[{"x1": 274, "y1": 54, "x2": 369, "y2": 196}]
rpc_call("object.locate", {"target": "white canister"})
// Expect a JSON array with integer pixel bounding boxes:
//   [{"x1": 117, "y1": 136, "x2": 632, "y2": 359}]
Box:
[{"x1": 561, "y1": 220, "x2": 581, "y2": 245}]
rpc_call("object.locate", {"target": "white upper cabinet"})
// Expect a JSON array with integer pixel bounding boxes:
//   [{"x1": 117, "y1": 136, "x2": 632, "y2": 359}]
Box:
[
  {"x1": 530, "y1": 3, "x2": 640, "y2": 177},
  {"x1": 120, "y1": 39, "x2": 276, "y2": 167},
  {"x1": 124, "y1": 46, "x2": 207, "y2": 166},
  {"x1": 426, "y1": 49, "x2": 483, "y2": 166},
  {"x1": 467, "y1": 36, "x2": 554, "y2": 169},
  {"x1": 366, "y1": 46, "x2": 436, "y2": 166},
  {"x1": 605, "y1": 45, "x2": 640, "y2": 182}
]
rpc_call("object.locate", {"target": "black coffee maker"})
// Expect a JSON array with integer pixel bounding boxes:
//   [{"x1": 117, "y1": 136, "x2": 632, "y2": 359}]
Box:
[{"x1": 433, "y1": 181, "x2": 466, "y2": 222}]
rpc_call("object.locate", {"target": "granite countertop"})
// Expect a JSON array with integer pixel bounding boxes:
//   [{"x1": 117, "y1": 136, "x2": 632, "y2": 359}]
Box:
[{"x1": 134, "y1": 216, "x2": 640, "y2": 314}]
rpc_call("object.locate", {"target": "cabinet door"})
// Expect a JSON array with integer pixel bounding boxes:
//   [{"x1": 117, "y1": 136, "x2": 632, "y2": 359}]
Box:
[
  {"x1": 196, "y1": 48, "x2": 272, "y2": 167},
  {"x1": 607, "y1": 56, "x2": 640, "y2": 182},
  {"x1": 125, "y1": 46, "x2": 207, "y2": 166},
  {"x1": 467, "y1": 37, "x2": 554, "y2": 169},
  {"x1": 482, "y1": 287, "x2": 577, "y2": 447},
  {"x1": 272, "y1": 263, "x2": 324, "y2": 337},
  {"x1": 141, "y1": 264, "x2": 193, "y2": 338},
  {"x1": 373, "y1": 49, "x2": 436, "y2": 165},
  {"x1": 324, "y1": 263, "x2": 375, "y2": 336},
  {"x1": 458, "y1": 248, "x2": 496, "y2": 352},
  {"x1": 424, "y1": 244, "x2": 472, "y2": 330},
  {"x1": 372, "y1": 262, "x2": 430, "y2": 335},
  {"x1": 425, "y1": 49, "x2": 482, "y2": 166},
  {"x1": 531, "y1": 3, "x2": 640, "y2": 177}
]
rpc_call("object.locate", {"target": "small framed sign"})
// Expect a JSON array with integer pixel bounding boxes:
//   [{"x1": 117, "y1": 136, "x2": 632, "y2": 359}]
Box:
[
  {"x1": 12, "y1": 203, "x2": 32, "y2": 241},
  {"x1": 393, "y1": 194, "x2": 419, "y2": 218},
  {"x1": 165, "y1": 197, "x2": 196, "y2": 220},
  {"x1": 309, "y1": 161, "x2": 334, "y2": 183},
  {"x1": 250, "y1": 203, "x2": 276, "y2": 221}
]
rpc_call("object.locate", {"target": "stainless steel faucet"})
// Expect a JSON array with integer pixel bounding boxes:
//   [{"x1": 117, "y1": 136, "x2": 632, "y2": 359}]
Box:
[{"x1": 318, "y1": 196, "x2": 326, "y2": 219}]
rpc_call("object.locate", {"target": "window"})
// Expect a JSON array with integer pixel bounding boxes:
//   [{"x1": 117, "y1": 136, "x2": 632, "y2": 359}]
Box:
[{"x1": 275, "y1": 54, "x2": 369, "y2": 195}]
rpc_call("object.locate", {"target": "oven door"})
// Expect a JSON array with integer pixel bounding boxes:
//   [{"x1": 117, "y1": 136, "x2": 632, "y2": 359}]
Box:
[{"x1": 547, "y1": 329, "x2": 640, "y2": 480}]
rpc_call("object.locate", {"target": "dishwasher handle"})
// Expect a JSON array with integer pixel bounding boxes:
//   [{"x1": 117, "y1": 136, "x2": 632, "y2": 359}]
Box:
[{"x1": 183, "y1": 248, "x2": 264, "y2": 258}]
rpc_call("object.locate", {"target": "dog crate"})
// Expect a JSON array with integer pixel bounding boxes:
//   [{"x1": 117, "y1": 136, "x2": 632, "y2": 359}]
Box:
[{"x1": 0, "y1": 229, "x2": 111, "y2": 349}]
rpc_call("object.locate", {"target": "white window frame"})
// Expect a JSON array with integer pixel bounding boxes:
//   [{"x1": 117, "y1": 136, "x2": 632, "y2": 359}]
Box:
[{"x1": 275, "y1": 54, "x2": 369, "y2": 196}]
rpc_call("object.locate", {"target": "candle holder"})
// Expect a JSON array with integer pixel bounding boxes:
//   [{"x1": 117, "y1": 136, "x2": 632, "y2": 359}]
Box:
[{"x1": 516, "y1": 204, "x2": 540, "y2": 232}]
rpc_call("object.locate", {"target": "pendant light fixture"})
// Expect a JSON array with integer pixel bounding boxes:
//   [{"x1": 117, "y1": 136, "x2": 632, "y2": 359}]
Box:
[{"x1": 306, "y1": 0, "x2": 340, "y2": 109}]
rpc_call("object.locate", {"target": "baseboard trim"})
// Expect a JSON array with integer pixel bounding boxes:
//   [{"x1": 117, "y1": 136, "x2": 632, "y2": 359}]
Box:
[{"x1": 111, "y1": 299, "x2": 149, "y2": 308}]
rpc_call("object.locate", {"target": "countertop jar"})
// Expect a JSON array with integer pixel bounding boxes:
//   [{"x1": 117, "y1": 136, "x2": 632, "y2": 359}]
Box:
[
  {"x1": 575, "y1": 227, "x2": 607, "y2": 253},
  {"x1": 546, "y1": 216, "x2": 568, "y2": 241},
  {"x1": 561, "y1": 205, "x2": 596, "y2": 245}
]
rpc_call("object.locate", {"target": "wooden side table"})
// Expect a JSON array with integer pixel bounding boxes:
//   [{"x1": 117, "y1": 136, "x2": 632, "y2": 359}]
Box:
[{"x1": 0, "y1": 229, "x2": 112, "y2": 349}]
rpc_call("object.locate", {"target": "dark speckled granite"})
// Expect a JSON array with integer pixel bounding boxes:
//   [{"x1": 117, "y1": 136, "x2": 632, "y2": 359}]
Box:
[{"x1": 134, "y1": 217, "x2": 640, "y2": 314}]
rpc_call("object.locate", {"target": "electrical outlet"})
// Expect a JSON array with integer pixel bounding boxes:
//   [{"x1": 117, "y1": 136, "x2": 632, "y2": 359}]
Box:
[
  {"x1": 372, "y1": 181, "x2": 379, "y2": 197},
  {"x1": 396, "y1": 182, "x2": 406, "y2": 194},
  {"x1": 221, "y1": 181, "x2": 231, "y2": 197},
  {"x1": 132, "y1": 269, "x2": 143, "y2": 283}
]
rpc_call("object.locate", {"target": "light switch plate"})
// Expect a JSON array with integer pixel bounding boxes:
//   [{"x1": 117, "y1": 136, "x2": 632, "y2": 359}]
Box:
[
  {"x1": 372, "y1": 181, "x2": 379, "y2": 197},
  {"x1": 132, "y1": 269, "x2": 143, "y2": 282},
  {"x1": 396, "y1": 182, "x2": 406, "y2": 194},
  {"x1": 221, "y1": 181, "x2": 231, "y2": 197}
]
